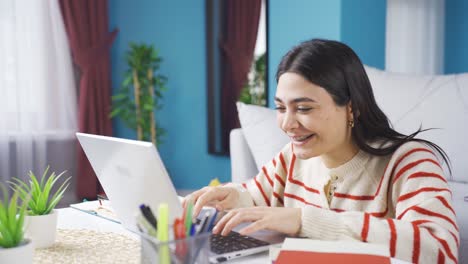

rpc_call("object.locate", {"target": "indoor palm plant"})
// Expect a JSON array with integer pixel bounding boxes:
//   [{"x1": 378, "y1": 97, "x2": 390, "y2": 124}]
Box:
[
  {"x1": 9, "y1": 166, "x2": 70, "y2": 248},
  {"x1": 110, "y1": 43, "x2": 168, "y2": 145},
  {"x1": 0, "y1": 184, "x2": 33, "y2": 263}
]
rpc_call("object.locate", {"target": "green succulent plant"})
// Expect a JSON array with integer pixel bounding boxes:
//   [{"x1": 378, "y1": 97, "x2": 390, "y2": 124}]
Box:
[
  {"x1": 9, "y1": 166, "x2": 71, "y2": 216},
  {"x1": 0, "y1": 184, "x2": 28, "y2": 248}
]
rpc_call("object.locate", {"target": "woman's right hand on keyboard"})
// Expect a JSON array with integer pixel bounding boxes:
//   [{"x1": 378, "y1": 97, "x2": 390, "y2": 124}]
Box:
[{"x1": 184, "y1": 186, "x2": 240, "y2": 220}]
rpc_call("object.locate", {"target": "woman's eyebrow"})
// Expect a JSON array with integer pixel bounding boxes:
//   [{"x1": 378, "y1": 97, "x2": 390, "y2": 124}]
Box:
[
  {"x1": 292, "y1": 97, "x2": 316, "y2": 103},
  {"x1": 274, "y1": 97, "x2": 316, "y2": 103},
  {"x1": 274, "y1": 97, "x2": 283, "y2": 103}
]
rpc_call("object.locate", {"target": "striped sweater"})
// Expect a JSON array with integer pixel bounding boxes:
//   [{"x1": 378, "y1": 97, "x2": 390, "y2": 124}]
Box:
[{"x1": 232, "y1": 141, "x2": 459, "y2": 264}]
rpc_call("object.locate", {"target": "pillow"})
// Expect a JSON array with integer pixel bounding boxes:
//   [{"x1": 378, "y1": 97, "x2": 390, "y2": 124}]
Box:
[
  {"x1": 236, "y1": 102, "x2": 290, "y2": 170},
  {"x1": 365, "y1": 66, "x2": 468, "y2": 183}
]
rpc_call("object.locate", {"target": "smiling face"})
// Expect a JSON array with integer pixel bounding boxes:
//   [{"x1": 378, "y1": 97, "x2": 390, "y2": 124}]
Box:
[{"x1": 275, "y1": 72, "x2": 357, "y2": 166}]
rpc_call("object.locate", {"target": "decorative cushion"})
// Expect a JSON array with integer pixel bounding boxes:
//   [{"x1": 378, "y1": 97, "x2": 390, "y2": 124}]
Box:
[
  {"x1": 365, "y1": 66, "x2": 468, "y2": 182},
  {"x1": 236, "y1": 102, "x2": 289, "y2": 170}
]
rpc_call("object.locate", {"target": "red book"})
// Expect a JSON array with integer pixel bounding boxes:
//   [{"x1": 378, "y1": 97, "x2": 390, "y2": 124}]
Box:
[
  {"x1": 276, "y1": 250, "x2": 391, "y2": 264},
  {"x1": 274, "y1": 238, "x2": 391, "y2": 264}
]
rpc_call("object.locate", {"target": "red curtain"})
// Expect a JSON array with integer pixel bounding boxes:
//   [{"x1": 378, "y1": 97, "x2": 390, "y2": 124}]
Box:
[
  {"x1": 59, "y1": 0, "x2": 118, "y2": 199},
  {"x1": 221, "y1": 0, "x2": 262, "y2": 152}
]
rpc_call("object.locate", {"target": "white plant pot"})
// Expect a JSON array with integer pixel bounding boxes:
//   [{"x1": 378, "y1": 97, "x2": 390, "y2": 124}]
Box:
[
  {"x1": 0, "y1": 238, "x2": 34, "y2": 264},
  {"x1": 25, "y1": 209, "x2": 58, "y2": 249}
]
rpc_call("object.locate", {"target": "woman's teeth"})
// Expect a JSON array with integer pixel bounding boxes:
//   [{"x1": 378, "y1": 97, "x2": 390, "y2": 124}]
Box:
[{"x1": 294, "y1": 134, "x2": 314, "y2": 141}]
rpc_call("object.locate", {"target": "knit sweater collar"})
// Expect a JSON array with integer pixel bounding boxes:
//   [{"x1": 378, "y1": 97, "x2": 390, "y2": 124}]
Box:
[{"x1": 327, "y1": 149, "x2": 370, "y2": 177}]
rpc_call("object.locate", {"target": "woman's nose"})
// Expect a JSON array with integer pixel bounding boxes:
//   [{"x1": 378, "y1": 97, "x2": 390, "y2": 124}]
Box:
[{"x1": 281, "y1": 111, "x2": 299, "y2": 131}]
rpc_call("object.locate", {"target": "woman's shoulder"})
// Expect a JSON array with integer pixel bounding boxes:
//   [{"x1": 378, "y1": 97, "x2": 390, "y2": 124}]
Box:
[
  {"x1": 365, "y1": 139, "x2": 440, "y2": 168},
  {"x1": 386, "y1": 140, "x2": 443, "y2": 172},
  {"x1": 393, "y1": 140, "x2": 437, "y2": 157},
  {"x1": 369, "y1": 139, "x2": 436, "y2": 157}
]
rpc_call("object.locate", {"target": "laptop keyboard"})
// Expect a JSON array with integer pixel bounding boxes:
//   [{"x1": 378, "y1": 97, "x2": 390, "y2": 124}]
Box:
[{"x1": 210, "y1": 231, "x2": 270, "y2": 254}]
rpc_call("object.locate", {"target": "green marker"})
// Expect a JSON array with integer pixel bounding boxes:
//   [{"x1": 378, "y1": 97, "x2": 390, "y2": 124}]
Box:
[
  {"x1": 157, "y1": 203, "x2": 169, "y2": 241},
  {"x1": 157, "y1": 203, "x2": 170, "y2": 264},
  {"x1": 185, "y1": 201, "x2": 194, "y2": 237}
]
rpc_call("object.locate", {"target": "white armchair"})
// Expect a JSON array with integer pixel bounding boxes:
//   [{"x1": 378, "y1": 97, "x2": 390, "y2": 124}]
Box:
[
  {"x1": 229, "y1": 128, "x2": 257, "y2": 183},
  {"x1": 230, "y1": 66, "x2": 468, "y2": 263}
]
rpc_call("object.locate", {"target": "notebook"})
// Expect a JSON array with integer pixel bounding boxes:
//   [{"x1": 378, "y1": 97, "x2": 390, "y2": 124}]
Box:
[
  {"x1": 70, "y1": 200, "x2": 120, "y2": 223},
  {"x1": 76, "y1": 133, "x2": 284, "y2": 263}
]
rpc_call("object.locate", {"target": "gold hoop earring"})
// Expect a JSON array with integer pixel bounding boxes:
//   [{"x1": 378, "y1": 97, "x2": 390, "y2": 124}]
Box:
[{"x1": 348, "y1": 120, "x2": 355, "y2": 128}]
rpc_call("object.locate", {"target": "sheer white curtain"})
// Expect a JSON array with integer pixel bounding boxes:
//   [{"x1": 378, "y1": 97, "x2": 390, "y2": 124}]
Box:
[
  {"x1": 0, "y1": 0, "x2": 77, "y2": 185},
  {"x1": 386, "y1": 0, "x2": 445, "y2": 74}
]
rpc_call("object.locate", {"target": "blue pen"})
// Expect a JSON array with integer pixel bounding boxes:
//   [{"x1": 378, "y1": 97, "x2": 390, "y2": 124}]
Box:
[{"x1": 190, "y1": 223, "x2": 196, "y2": 236}]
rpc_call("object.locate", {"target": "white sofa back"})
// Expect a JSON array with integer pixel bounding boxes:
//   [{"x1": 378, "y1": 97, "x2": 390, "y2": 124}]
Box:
[
  {"x1": 231, "y1": 66, "x2": 468, "y2": 183},
  {"x1": 365, "y1": 66, "x2": 468, "y2": 183}
]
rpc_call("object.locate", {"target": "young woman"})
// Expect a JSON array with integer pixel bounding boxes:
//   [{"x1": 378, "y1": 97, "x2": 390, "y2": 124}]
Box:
[{"x1": 187, "y1": 39, "x2": 459, "y2": 263}]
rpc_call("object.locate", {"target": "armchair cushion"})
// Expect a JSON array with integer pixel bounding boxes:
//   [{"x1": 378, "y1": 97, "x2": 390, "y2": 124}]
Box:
[{"x1": 236, "y1": 102, "x2": 289, "y2": 171}]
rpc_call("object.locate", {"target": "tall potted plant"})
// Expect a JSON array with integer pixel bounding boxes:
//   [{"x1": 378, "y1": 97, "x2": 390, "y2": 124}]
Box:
[
  {"x1": 9, "y1": 166, "x2": 70, "y2": 248},
  {"x1": 0, "y1": 184, "x2": 33, "y2": 263},
  {"x1": 111, "y1": 43, "x2": 168, "y2": 145}
]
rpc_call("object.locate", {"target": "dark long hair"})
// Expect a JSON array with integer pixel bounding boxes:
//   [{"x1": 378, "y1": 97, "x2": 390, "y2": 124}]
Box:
[{"x1": 276, "y1": 39, "x2": 451, "y2": 174}]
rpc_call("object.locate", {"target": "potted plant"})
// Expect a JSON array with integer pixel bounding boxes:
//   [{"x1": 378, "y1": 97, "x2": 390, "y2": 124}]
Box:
[
  {"x1": 239, "y1": 52, "x2": 267, "y2": 106},
  {"x1": 9, "y1": 166, "x2": 70, "y2": 249},
  {"x1": 0, "y1": 184, "x2": 33, "y2": 263},
  {"x1": 110, "y1": 43, "x2": 168, "y2": 146}
]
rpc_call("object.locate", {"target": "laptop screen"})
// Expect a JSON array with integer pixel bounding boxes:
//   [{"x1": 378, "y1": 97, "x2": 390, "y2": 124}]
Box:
[{"x1": 76, "y1": 132, "x2": 183, "y2": 231}]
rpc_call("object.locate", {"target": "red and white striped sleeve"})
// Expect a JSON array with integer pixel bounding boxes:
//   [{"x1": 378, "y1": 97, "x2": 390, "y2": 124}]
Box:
[
  {"x1": 299, "y1": 142, "x2": 459, "y2": 264},
  {"x1": 234, "y1": 144, "x2": 290, "y2": 207},
  {"x1": 388, "y1": 144, "x2": 459, "y2": 263}
]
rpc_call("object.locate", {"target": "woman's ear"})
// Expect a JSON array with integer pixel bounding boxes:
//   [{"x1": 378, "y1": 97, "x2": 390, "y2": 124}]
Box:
[
  {"x1": 347, "y1": 102, "x2": 354, "y2": 121},
  {"x1": 347, "y1": 101, "x2": 360, "y2": 121}
]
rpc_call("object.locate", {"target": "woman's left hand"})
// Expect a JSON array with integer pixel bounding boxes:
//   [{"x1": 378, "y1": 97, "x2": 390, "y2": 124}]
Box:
[{"x1": 212, "y1": 207, "x2": 302, "y2": 236}]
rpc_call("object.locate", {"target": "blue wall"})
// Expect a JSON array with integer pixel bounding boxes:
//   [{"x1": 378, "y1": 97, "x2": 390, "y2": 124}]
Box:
[
  {"x1": 445, "y1": 0, "x2": 468, "y2": 74},
  {"x1": 109, "y1": 0, "x2": 389, "y2": 189},
  {"x1": 109, "y1": 0, "x2": 468, "y2": 190},
  {"x1": 341, "y1": 0, "x2": 386, "y2": 70},
  {"x1": 267, "y1": 0, "x2": 387, "y2": 106},
  {"x1": 267, "y1": 0, "x2": 342, "y2": 106},
  {"x1": 109, "y1": 0, "x2": 231, "y2": 189}
]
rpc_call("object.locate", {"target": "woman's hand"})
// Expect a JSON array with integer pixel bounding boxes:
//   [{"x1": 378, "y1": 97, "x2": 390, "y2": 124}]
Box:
[
  {"x1": 183, "y1": 186, "x2": 240, "y2": 220},
  {"x1": 212, "y1": 207, "x2": 302, "y2": 236}
]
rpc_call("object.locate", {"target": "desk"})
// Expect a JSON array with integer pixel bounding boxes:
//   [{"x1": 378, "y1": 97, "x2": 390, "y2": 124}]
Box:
[
  {"x1": 56, "y1": 208, "x2": 408, "y2": 264},
  {"x1": 55, "y1": 208, "x2": 267, "y2": 263}
]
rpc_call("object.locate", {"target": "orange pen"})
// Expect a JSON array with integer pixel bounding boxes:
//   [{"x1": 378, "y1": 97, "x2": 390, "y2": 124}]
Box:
[
  {"x1": 173, "y1": 218, "x2": 186, "y2": 239},
  {"x1": 173, "y1": 218, "x2": 188, "y2": 260}
]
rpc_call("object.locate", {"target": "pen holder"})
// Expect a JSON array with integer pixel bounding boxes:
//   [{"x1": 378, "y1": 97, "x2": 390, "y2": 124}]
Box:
[{"x1": 140, "y1": 232, "x2": 212, "y2": 264}]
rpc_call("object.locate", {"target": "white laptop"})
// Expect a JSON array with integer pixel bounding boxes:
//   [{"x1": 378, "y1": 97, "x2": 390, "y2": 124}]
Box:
[
  {"x1": 76, "y1": 132, "x2": 284, "y2": 263},
  {"x1": 76, "y1": 132, "x2": 183, "y2": 229}
]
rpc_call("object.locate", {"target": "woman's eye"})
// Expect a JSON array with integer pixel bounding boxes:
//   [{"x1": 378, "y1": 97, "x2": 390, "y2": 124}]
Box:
[
  {"x1": 275, "y1": 106, "x2": 286, "y2": 112},
  {"x1": 297, "y1": 107, "x2": 312, "y2": 112}
]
